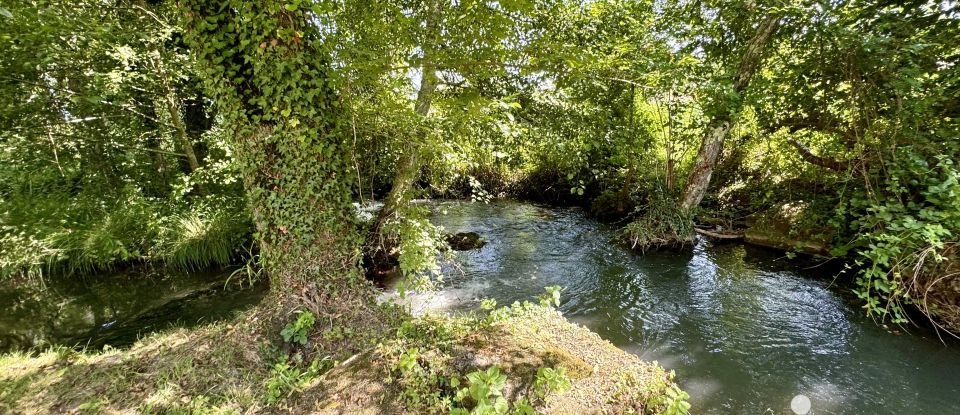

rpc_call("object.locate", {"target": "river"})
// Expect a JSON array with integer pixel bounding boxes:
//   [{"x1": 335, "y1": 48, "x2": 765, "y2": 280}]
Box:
[
  {"x1": 407, "y1": 200, "x2": 960, "y2": 414},
  {"x1": 0, "y1": 267, "x2": 266, "y2": 352},
  {"x1": 3, "y1": 200, "x2": 958, "y2": 413}
]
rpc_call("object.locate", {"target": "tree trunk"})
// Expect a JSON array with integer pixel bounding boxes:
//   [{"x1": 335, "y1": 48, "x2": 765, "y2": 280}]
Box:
[
  {"x1": 165, "y1": 93, "x2": 203, "y2": 175},
  {"x1": 680, "y1": 119, "x2": 731, "y2": 210},
  {"x1": 155, "y1": 50, "x2": 206, "y2": 194},
  {"x1": 372, "y1": 60, "x2": 438, "y2": 226},
  {"x1": 162, "y1": 77, "x2": 205, "y2": 185},
  {"x1": 617, "y1": 163, "x2": 636, "y2": 214},
  {"x1": 180, "y1": 0, "x2": 367, "y2": 313},
  {"x1": 366, "y1": 0, "x2": 441, "y2": 270},
  {"x1": 679, "y1": 14, "x2": 781, "y2": 211},
  {"x1": 665, "y1": 116, "x2": 675, "y2": 190}
]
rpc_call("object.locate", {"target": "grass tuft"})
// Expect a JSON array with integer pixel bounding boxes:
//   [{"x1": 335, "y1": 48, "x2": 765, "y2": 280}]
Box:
[{"x1": 0, "y1": 193, "x2": 250, "y2": 280}]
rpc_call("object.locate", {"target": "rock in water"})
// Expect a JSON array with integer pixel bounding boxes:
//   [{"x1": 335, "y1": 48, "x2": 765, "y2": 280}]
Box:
[{"x1": 445, "y1": 232, "x2": 486, "y2": 251}]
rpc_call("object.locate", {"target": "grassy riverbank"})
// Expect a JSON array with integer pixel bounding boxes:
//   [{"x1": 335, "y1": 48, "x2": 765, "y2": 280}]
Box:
[
  {"x1": 0, "y1": 302, "x2": 686, "y2": 414},
  {"x1": 0, "y1": 303, "x2": 686, "y2": 414}
]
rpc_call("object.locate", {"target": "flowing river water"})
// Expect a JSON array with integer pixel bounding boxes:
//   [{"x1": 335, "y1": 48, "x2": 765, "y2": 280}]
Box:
[
  {"x1": 2, "y1": 200, "x2": 959, "y2": 413},
  {"x1": 408, "y1": 200, "x2": 960, "y2": 414}
]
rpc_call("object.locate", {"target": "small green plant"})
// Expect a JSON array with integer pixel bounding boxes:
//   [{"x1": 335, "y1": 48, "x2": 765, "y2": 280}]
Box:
[
  {"x1": 263, "y1": 356, "x2": 332, "y2": 405},
  {"x1": 280, "y1": 311, "x2": 315, "y2": 345},
  {"x1": 480, "y1": 298, "x2": 498, "y2": 311},
  {"x1": 662, "y1": 384, "x2": 692, "y2": 415},
  {"x1": 476, "y1": 298, "x2": 504, "y2": 328},
  {"x1": 389, "y1": 346, "x2": 452, "y2": 411},
  {"x1": 538, "y1": 286, "x2": 562, "y2": 308},
  {"x1": 77, "y1": 398, "x2": 107, "y2": 414},
  {"x1": 451, "y1": 366, "x2": 509, "y2": 415},
  {"x1": 264, "y1": 359, "x2": 299, "y2": 404},
  {"x1": 321, "y1": 325, "x2": 356, "y2": 342},
  {"x1": 623, "y1": 189, "x2": 695, "y2": 251},
  {"x1": 468, "y1": 175, "x2": 493, "y2": 203},
  {"x1": 639, "y1": 368, "x2": 691, "y2": 415},
  {"x1": 396, "y1": 347, "x2": 421, "y2": 373},
  {"x1": 511, "y1": 399, "x2": 537, "y2": 415},
  {"x1": 225, "y1": 243, "x2": 262, "y2": 288},
  {"x1": 532, "y1": 367, "x2": 571, "y2": 399}
]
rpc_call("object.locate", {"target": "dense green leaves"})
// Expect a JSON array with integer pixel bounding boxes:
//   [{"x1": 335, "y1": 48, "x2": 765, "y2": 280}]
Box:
[{"x1": 2, "y1": 0, "x2": 958, "y2": 330}]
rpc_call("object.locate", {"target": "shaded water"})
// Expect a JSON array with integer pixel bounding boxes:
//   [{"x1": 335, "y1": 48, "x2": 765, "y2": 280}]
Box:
[
  {"x1": 0, "y1": 268, "x2": 267, "y2": 352},
  {"x1": 414, "y1": 200, "x2": 960, "y2": 414}
]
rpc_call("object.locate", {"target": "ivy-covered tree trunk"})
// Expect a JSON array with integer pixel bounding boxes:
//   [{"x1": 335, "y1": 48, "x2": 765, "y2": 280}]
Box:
[
  {"x1": 179, "y1": 1, "x2": 365, "y2": 310},
  {"x1": 679, "y1": 14, "x2": 780, "y2": 211},
  {"x1": 366, "y1": 0, "x2": 441, "y2": 272}
]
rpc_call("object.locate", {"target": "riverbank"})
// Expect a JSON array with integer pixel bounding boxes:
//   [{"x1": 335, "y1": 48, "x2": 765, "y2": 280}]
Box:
[{"x1": 0, "y1": 301, "x2": 686, "y2": 414}]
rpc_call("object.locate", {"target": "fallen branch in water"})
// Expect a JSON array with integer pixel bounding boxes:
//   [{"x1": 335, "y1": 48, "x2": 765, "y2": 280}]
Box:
[{"x1": 694, "y1": 227, "x2": 744, "y2": 240}]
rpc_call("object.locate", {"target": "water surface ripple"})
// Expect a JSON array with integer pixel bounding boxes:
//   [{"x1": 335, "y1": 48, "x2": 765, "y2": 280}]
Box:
[{"x1": 417, "y1": 200, "x2": 960, "y2": 414}]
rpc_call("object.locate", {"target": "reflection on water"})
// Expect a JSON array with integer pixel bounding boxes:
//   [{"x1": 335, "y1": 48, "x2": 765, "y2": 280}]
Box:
[
  {"x1": 0, "y1": 267, "x2": 267, "y2": 352},
  {"x1": 414, "y1": 200, "x2": 960, "y2": 414}
]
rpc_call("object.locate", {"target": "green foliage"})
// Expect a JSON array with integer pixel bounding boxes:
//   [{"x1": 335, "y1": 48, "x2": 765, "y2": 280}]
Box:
[
  {"x1": 451, "y1": 367, "x2": 509, "y2": 415},
  {"x1": 390, "y1": 205, "x2": 448, "y2": 295},
  {"x1": 180, "y1": 0, "x2": 363, "y2": 292},
  {"x1": 624, "y1": 190, "x2": 695, "y2": 251},
  {"x1": 155, "y1": 205, "x2": 250, "y2": 270},
  {"x1": 0, "y1": 193, "x2": 249, "y2": 279},
  {"x1": 280, "y1": 311, "x2": 316, "y2": 345},
  {"x1": 538, "y1": 286, "x2": 563, "y2": 308},
  {"x1": 0, "y1": 0, "x2": 955, "y2": 346},
  {"x1": 532, "y1": 367, "x2": 571, "y2": 399},
  {"x1": 263, "y1": 356, "x2": 331, "y2": 405},
  {"x1": 0, "y1": 1, "x2": 251, "y2": 280},
  {"x1": 382, "y1": 290, "x2": 590, "y2": 415},
  {"x1": 77, "y1": 398, "x2": 107, "y2": 414},
  {"x1": 389, "y1": 345, "x2": 555, "y2": 415},
  {"x1": 614, "y1": 366, "x2": 690, "y2": 415},
  {"x1": 480, "y1": 298, "x2": 498, "y2": 311},
  {"x1": 225, "y1": 244, "x2": 264, "y2": 287},
  {"x1": 847, "y1": 154, "x2": 960, "y2": 323}
]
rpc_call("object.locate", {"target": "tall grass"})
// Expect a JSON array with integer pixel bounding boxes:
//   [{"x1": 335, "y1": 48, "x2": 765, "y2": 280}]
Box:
[
  {"x1": 155, "y1": 205, "x2": 251, "y2": 270},
  {"x1": 623, "y1": 190, "x2": 695, "y2": 251},
  {"x1": 0, "y1": 192, "x2": 251, "y2": 279}
]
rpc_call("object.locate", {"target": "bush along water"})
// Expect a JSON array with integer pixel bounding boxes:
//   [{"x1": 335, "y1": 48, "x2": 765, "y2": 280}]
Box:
[
  {"x1": 837, "y1": 152, "x2": 960, "y2": 332},
  {"x1": 0, "y1": 192, "x2": 251, "y2": 279}
]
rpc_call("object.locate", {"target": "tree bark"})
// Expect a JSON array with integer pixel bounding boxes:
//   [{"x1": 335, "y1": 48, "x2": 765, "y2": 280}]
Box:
[
  {"x1": 180, "y1": 0, "x2": 367, "y2": 313},
  {"x1": 155, "y1": 50, "x2": 206, "y2": 194},
  {"x1": 787, "y1": 138, "x2": 849, "y2": 171},
  {"x1": 679, "y1": 14, "x2": 781, "y2": 211},
  {"x1": 372, "y1": 57, "x2": 438, "y2": 226},
  {"x1": 366, "y1": 0, "x2": 441, "y2": 269},
  {"x1": 681, "y1": 119, "x2": 731, "y2": 210},
  {"x1": 162, "y1": 79, "x2": 205, "y2": 178},
  {"x1": 617, "y1": 163, "x2": 636, "y2": 213}
]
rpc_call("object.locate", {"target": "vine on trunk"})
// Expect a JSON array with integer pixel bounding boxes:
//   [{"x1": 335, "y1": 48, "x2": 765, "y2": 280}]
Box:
[{"x1": 179, "y1": 0, "x2": 367, "y2": 311}]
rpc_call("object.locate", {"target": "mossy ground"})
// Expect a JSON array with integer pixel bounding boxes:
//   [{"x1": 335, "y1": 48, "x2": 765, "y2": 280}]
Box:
[{"x1": 0, "y1": 303, "x2": 683, "y2": 414}]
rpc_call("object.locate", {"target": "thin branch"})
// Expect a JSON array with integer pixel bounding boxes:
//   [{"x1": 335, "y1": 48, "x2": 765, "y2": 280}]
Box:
[
  {"x1": 787, "y1": 138, "x2": 849, "y2": 172},
  {"x1": 694, "y1": 227, "x2": 744, "y2": 240}
]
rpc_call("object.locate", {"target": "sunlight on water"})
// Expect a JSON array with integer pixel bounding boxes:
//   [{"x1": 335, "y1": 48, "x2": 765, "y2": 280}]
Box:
[{"x1": 411, "y1": 200, "x2": 960, "y2": 414}]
